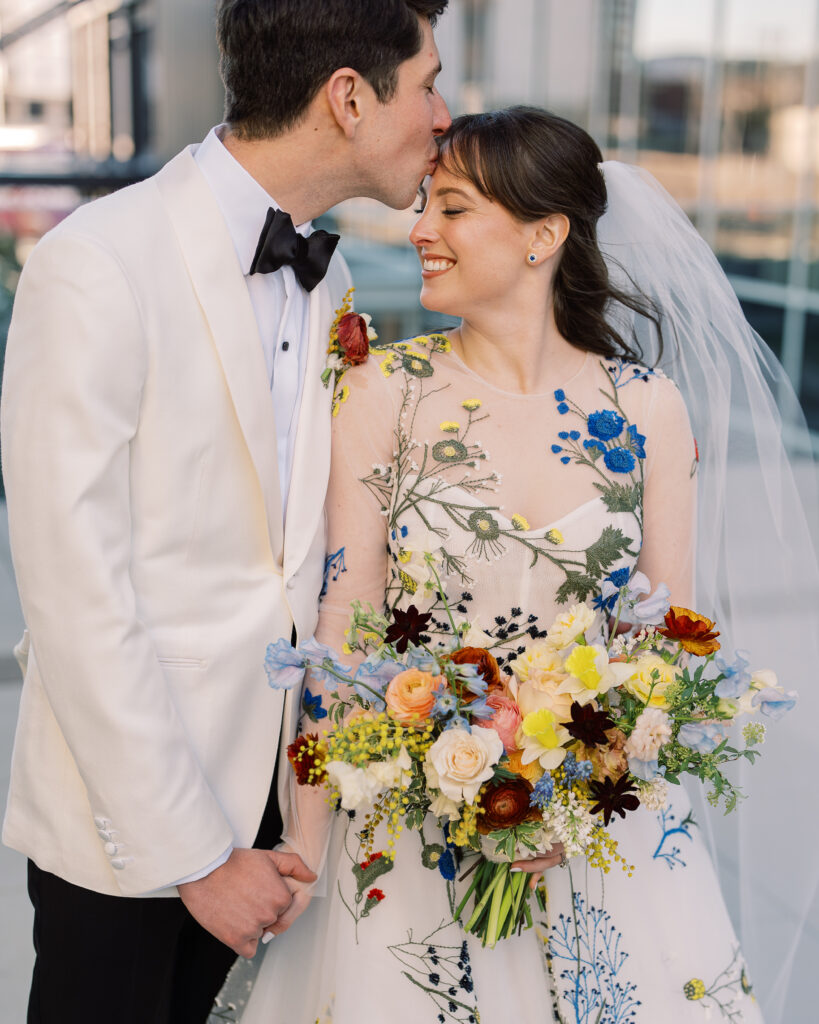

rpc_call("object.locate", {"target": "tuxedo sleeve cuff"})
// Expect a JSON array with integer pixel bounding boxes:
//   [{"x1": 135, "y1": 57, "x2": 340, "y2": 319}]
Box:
[{"x1": 172, "y1": 846, "x2": 233, "y2": 887}]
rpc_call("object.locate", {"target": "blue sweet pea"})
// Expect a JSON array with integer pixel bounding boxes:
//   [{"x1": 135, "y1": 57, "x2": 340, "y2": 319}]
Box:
[
  {"x1": 587, "y1": 409, "x2": 625, "y2": 440},
  {"x1": 677, "y1": 721, "x2": 725, "y2": 754},
  {"x1": 353, "y1": 655, "x2": 402, "y2": 710},
  {"x1": 302, "y1": 687, "x2": 328, "y2": 722},
  {"x1": 627, "y1": 756, "x2": 660, "y2": 781},
  {"x1": 300, "y1": 637, "x2": 350, "y2": 686},
  {"x1": 264, "y1": 638, "x2": 306, "y2": 690},
  {"x1": 627, "y1": 423, "x2": 647, "y2": 459},
  {"x1": 752, "y1": 687, "x2": 797, "y2": 720},
  {"x1": 603, "y1": 446, "x2": 636, "y2": 473},
  {"x1": 714, "y1": 650, "x2": 752, "y2": 699},
  {"x1": 466, "y1": 696, "x2": 493, "y2": 720},
  {"x1": 453, "y1": 663, "x2": 487, "y2": 698}
]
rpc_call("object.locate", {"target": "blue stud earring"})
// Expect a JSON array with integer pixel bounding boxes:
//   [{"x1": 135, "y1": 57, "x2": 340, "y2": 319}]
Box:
[{"x1": 527, "y1": 253, "x2": 537, "y2": 264}]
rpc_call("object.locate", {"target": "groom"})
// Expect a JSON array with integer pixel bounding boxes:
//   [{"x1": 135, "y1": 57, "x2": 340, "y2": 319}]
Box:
[{"x1": 0, "y1": 1, "x2": 449, "y2": 1021}]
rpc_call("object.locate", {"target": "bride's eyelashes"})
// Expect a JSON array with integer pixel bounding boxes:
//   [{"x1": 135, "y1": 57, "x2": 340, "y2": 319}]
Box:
[{"x1": 442, "y1": 207, "x2": 465, "y2": 216}]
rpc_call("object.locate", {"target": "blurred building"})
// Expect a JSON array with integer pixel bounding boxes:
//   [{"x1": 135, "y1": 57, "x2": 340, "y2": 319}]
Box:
[{"x1": 0, "y1": 0, "x2": 817, "y2": 436}]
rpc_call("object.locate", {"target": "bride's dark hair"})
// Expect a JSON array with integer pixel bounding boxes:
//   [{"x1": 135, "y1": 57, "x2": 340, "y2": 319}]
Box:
[{"x1": 436, "y1": 106, "x2": 662, "y2": 363}]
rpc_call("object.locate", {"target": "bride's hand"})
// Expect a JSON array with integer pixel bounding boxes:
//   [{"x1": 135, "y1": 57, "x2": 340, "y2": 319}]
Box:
[
  {"x1": 510, "y1": 842, "x2": 567, "y2": 890},
  {"x1": 262, "y1": 874, "x2": 314, "y2": 939}
]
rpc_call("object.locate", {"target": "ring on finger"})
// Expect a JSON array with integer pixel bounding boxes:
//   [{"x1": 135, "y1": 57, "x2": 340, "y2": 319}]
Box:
[{"x1": 558, "y1": 852, "x2": 568, "y2": 868}]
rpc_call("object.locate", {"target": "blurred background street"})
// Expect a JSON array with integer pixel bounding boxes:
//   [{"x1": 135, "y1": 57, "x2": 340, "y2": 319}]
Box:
[{"x1": 1, "y1": 0, "x2": 818, "y2": 1020}]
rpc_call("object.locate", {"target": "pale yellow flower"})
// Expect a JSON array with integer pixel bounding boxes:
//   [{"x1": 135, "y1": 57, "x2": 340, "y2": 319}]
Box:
[
  {"x1": 511, "y1": 513, "x2": 530, "y2": 531},
  {"x1": 462, "y1": 398, "x2": 482, "y2": 411},
  {"x1": 517, "y1": 708, "x2": 570, "y2": 770},
  {"x1": 610, "y1": 653, "x2": 680, "y2": 709},
  {"x1": 546, "y1": 528, "x2": 564, "y2": 545},
  {"x1": 545, "y1": 604, "x2": 598, "y2": 650},
  {"x1": 440, "y1": 421, "x2": 460, "y2": 433}
]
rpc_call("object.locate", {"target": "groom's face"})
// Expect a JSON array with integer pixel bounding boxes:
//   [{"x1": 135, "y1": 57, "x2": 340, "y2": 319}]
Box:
[{"x1": 358, "y1": 18, "x2": 450, "y2": 210}]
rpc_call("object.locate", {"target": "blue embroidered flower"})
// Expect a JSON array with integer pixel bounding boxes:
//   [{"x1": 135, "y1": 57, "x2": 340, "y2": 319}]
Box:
[
  {"x1": 558, "y1": 431, "x2": 569, "y2": 440},
  {"x1": 551, "y1": 444, "x2": 563, "y2": 454},
  {"x1": 587, "y1": 409, "x2": 624, "y2": 440},
  {"x1": 302, "y1": 687, "x2": 327, "y2": 722},
  {"x1": 603, "y1": 446, "x2": 636, "y2": 473},
  {"x1": 530, "y1": 772, "x2": 554, "y2": 809},
  {"x1": 569, "y1": 430, "x2": 581, "y2": 440},
  {"x1": 627, "y1": 423, "x2": 647, "y2": 459},
  {"x1": 557, "y1": 402, "x2": 569, "y2": 414},
  {"x1": 554, "y1": 388, "x2": 566, "y2": 401},
  {"x1": 560, "y1": 456, "x2": 571, "y2": 464},
  {"x1": 609, "y1": 567, "x2": 631, "y2": 588},
  {"x1": 435, "y1": 848, "x2": 456, "y2": 880},
  {"x1": 583, "y1": 438, "x2": 605, "y2": 453},
  {"x1": 390, "y1": 525, "x2": 409, "y2": 542}
]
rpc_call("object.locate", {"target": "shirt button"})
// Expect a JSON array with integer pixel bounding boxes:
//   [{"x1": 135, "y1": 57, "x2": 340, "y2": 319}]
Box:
[
  {"x1": 104, "y1": 842, "x2": 118, "y2": 856},
  {"x1": 111, "y1": 858, "x2": 126, "y2": 870},
  {"x1": 281, "y1": 340, "x2": 290, "y2": 351}
]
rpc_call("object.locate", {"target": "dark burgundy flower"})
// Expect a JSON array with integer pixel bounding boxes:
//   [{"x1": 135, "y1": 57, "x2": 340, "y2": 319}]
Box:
[
  {"x1": 588, "y1": 772, "x2": 640, "y2": 826},
  {"x1": 476, "y1": 777, "x2": 540, "y2": 834},
  {"x1": 384, "y1": 605, "x2": 432, "y2": 654},
  {"x1": 563, "y1": 701, "x2": 615, "y2": 748},
  {"x1": 287, "y1": 733, "x2": 326, "y2": 786},
  {"x1": 337, "y1": 312, "x2": 370, "y2": 365}
]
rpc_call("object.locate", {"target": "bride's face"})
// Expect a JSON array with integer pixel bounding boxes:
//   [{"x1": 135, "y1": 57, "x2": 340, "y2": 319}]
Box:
[{"x1": 409, "y1": 163, "x2": 534, "y2": 317}]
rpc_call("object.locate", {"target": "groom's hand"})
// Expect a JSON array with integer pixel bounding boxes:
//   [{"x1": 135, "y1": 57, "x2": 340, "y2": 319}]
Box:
[{"x1": 178, "y1": 847, "x2": 316, "y2": 958}]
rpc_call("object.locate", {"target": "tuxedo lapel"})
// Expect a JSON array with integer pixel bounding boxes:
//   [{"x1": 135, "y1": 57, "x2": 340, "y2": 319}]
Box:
[
  {"x1": 154, "y1": 148, "x2": 284, "y2": 564},
  {"x1": 283, "y1": 273, "x2": 336, "y2": 577}
]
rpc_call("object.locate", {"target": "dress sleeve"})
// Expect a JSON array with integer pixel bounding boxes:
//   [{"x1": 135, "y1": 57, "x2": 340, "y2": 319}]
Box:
[
  {"x1": 636, "y1": 376, "x2": 699, "y2": 608},
  {"x1": 315, "y1": 360, "x2": 399, "y2": 653},
  {"x1": 279, "y1": 359, "x2": 398, "y2": 878}
]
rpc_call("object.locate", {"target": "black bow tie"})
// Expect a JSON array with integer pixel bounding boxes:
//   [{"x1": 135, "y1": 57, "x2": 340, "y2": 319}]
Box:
[{"x1": 249, "y1": 207, "x2": 339, "y2": 292}]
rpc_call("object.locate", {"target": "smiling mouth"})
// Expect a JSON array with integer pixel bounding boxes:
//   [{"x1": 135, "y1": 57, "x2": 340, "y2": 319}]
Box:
[{"x1": 422, "y1": 257, "x2": 455, "y2": 273}]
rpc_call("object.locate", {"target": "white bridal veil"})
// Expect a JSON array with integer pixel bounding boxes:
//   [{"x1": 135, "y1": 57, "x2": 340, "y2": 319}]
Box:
[{"x1": 598, "y1": 161, "x2": 819, "y2": 1023}]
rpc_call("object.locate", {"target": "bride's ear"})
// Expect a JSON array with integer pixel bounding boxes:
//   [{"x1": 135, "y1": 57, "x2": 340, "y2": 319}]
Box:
[{"x1": 528, "y1": 214, "x2": 570, "y2": 263}]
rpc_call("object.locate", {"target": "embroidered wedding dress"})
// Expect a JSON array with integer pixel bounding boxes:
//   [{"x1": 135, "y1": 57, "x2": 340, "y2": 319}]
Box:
[{"x1": 242, "y1": 334, "x2": 762, "y2": 1024}]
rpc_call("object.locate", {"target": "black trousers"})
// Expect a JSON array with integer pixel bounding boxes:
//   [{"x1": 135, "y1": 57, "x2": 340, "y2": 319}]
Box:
[{"x1": 26, "y1": 765, "x2": 283, "y2": 1024}]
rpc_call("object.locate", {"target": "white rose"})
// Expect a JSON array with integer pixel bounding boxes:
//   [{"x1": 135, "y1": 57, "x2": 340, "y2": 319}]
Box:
[
  {"x1": 425, "y1": 727, "x2": 503, "y2": 803},
  {"x1": 326, "y1": 761, "x2": 381, "y2": 811},
  {"x1": 429, "y1": 792, "x2": 463, "y2": 820},
  {"x1": 544, "y1": 604, "x2": 599, "y2": 650},
  {"x1": 459, "y1": 618, "x2": 495, "y2": 649}
]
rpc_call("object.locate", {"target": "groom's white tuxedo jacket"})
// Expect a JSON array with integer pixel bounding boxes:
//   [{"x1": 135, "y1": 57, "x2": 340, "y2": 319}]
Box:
[{"x1": 1, "y1": 146, "x2": 351, "y2": 896}]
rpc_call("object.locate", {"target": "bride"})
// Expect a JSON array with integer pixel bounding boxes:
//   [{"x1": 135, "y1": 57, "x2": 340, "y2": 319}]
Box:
[{"x1": 242, "y1": 107, "x2": 815, "y2": 1023}]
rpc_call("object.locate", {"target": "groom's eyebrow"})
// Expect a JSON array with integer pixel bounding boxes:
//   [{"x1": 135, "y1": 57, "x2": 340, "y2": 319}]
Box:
[{"x1": 424, "y1": 62, "x2": 442, "y2": 85}]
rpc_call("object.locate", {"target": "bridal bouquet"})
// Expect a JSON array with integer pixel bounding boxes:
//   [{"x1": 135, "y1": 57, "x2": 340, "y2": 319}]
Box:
[{"x1": 267, "y1": 571, "x2": 795, "y2": 947}]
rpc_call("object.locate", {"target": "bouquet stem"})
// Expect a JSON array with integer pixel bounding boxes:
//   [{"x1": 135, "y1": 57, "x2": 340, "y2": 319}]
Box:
[{"x1": 457, "y1": 860, "x2": 534, "y2": 948}]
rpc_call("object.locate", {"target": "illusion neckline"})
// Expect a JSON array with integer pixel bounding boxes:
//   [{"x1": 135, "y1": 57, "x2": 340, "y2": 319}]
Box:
[{"x1": 439, "y1": 344, "x2": 590, "y2": 399}]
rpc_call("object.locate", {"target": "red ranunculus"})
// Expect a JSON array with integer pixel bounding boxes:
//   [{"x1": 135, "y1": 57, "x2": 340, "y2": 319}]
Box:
[
  {"x1": 287, "y1": 733, "x2": 326, "y2": 786},
  {"x1": 337, "y1": 312, "x2": 370, "y2": 365},
  {"x1": 659, "y1": 606, "x2": 721, "y2": 656},
  {"x1": 476, "y1": 777, "x2": 540, "y2": 834}
]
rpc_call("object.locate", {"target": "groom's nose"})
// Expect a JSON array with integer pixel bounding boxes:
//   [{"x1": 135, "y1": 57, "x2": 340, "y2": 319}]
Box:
[{"x1": 432, "y1": 90, "x2": 451, "y2": 136}]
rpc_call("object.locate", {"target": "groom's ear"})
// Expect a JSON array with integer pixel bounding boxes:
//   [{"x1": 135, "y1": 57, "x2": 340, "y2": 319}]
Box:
[
  {"x1": 530, "y1": 214, "x2": 570, "y2": 261},
  {"x1": 325, "y1": 68, "x2": 368, "y2": 139}
]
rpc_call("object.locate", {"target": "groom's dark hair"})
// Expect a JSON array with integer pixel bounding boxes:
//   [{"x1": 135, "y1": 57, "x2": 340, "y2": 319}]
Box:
[{"x1": 217, "y1": 0, "x2": 448, "y2": 139}]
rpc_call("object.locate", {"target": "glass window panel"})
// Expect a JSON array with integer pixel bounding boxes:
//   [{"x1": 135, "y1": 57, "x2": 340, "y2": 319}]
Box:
[
  {"x1": 737, "y1": 300, "x2": 785, "y2": 361},
  {"x1": 715, "y1": 212, "x2": 793, "y2": 285},
  {"x1": 801, "y1": 314, "x2": 819, "y2": 433}
]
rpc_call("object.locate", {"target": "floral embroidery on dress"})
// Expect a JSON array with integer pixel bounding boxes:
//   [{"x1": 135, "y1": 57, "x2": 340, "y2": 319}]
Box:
[
  {"x1": 388, "y1": 926, "x2": 479, "y2": 1023},
  {"x1": 682, "y1": 948, "x2": 755, "y2": 1021},
  {"x1": 359, "y1": 345, "x2": 649, "y2": 646},
  {"x1": 651, "y1": 806, "x2": 696, "y2": 869}
]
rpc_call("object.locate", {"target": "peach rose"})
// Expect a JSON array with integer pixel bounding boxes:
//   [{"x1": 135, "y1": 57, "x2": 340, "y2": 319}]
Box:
[
  {"x1": 475, "y1": 693, "x2": 523, "y2": 753},
  {"x1": 385, "y1": 668, "x2": 443, "y2": 724}
]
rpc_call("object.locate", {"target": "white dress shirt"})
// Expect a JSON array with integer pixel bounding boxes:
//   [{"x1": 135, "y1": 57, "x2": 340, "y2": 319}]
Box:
[{"x1": 174, "y1": 127, "x2": 319, "y2": 886}]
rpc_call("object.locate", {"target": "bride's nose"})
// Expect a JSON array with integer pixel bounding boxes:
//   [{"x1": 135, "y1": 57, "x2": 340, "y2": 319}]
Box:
[{"x1": 409, "y1": 208, "x2": 438, "y2": 248}]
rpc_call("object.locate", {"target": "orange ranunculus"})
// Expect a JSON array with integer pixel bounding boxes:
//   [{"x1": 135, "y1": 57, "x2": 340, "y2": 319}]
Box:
[
  {"x1": 505, "y1": 748, "x2": 543, "y2": 784},
  {"x1": 659, "y1": 606, "x2": 721, "y2": 655},
  {"x1": 446, "y1": 646, "x2": 503, "y2": 702},
  {"x1": 476, "y1": 777, "x2": 541, "y2": 834},
  {"x1": 385, "y1": 668, "x2": 443, "y2": 724}
]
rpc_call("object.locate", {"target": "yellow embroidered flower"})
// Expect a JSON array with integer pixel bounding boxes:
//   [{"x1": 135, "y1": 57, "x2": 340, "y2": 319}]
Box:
[
  {"x1": 546, "y1": 528, "x2": 564, "y2": 545},
  {"x1": 511, "y1": 514, "x2": 530, "y2": 531},
  {"x1": 331, "y1": 384, "x2": 350, "y2": 417},
  {"x1": 439, "y1": 421, "x2": 460, "y2": 433},
  {"x1": 397, "y1": 549, "x2": 412, "y2": 564},
  {"x1": 683, "y1": 979, "x2": 706, "y2": 1001},
  {"x1": 380, "y1": 355, "x2": 396, "y2": 377},
  {"x1": 429, "y1": 333, "x2": 452, "y2": 352},
  {"x1": 461, "y1": 398, "x2": 482, "y2": 411},
  {"x1": 399, "y1": 570, "x2": 418, "y2": 594}
]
